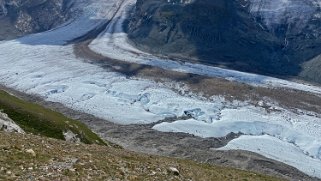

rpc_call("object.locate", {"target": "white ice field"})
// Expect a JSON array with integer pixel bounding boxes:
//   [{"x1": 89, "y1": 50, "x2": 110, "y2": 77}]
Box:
[{"x1": 0, "y1": 0, "x2": 321, "y2": 178}]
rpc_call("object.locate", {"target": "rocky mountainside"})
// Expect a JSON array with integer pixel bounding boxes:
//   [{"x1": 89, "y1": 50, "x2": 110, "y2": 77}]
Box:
[
  {"x1": 0, "y1": 0, "x2": 71, "y2": 40},
  {"x1": 0, "y1": 131, "x2": 281, "y2": 180},
  {"x1": 127, "y1": 0, "x2": 321, "y2": 83}
]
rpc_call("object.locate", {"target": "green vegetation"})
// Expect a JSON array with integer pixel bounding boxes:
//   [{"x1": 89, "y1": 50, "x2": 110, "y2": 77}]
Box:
[{"x1": 0, "y1": 90, "x2": 106, "y2": 145}]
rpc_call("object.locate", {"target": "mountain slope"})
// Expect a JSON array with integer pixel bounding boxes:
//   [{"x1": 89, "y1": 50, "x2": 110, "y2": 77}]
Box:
[
  {"x1": 0, "y1": 90, "x2": 106, "y2": 145},
  {"x1": 126, "y1": 0, "x2": 321, "y2": 83},
  {"x1": 0, "y1": 131, "x2": 282, "y2": 180}
]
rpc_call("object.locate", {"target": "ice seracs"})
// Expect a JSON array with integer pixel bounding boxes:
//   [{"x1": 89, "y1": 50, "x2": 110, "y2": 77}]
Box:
[{"x1": 153, "y1": 104, "x2": 321, "y2": 178}]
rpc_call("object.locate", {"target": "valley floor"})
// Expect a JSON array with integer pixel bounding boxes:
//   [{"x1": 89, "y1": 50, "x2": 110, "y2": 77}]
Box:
[{"x1": 0, "y1": 0, "x2": 321, "y2": 180}]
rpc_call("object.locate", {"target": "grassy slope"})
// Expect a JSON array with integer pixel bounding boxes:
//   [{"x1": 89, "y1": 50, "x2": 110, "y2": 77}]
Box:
[
  {"x1": 0, "y1": 90, "x2": 106, "y2": 145},
  {"x1": 0, "y1": 131, "x2": 282, "y2": 180}
]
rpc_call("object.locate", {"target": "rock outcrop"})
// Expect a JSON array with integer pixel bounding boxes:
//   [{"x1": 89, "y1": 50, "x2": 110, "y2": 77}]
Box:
[
  {"x1": 63, "y1": 130, "x2": 81, "y2": 143},
  {"x1": 0, "y1": 111, "x2": 24, "y2": 133},
  {"x1": 127, "y1": 0, "x2": 321, "y2": 83}
]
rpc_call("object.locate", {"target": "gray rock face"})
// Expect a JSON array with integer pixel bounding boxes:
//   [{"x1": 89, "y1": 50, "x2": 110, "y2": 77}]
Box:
[
  {"x1": 248, "y1": 0, "x2": 320, "y2": 29},
  {"x1": 127, "y1": 0, "x2": 321, "y2": 83},
  {"x1": 63, "y1": 130, "x2": 80, "y2": 143},
  {"x1": 0, "y1": 111, "x2": 24, "y2": 133},
  {"x1": 0, "y1": 0, "x2": 72, "y2": 40}
]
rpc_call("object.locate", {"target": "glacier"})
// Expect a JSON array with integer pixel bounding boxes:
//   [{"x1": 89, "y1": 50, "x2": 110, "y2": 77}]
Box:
[{"x1": 0, "y1": 0, "x2": 321, "y2": 178}]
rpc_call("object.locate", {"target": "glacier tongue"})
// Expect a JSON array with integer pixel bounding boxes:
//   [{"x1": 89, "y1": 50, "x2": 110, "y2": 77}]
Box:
[
  {"x1": 219, "y1": 135, "x2": 321, "y2": 178},
  {"x1": 153, "y1": 105, "x2": 321, "y2": 178}
]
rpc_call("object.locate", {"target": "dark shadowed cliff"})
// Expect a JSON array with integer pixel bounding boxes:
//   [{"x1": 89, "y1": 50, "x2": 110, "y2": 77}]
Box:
[
  {"x1": 0, "y1": 0, "x2": 71, "y2": 40},
  {"x1": 127, "y1": 0, "x2": 321, "y2": 83}
]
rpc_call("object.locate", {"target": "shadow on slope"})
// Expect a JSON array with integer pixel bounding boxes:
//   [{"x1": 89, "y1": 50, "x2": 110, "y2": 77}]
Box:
[
  {"x1": 0, "y1": 0, "x2": 72, "y2": 41},
  {"x1": 127, "y1": 0, "x2": 321, "y2": 83}
]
